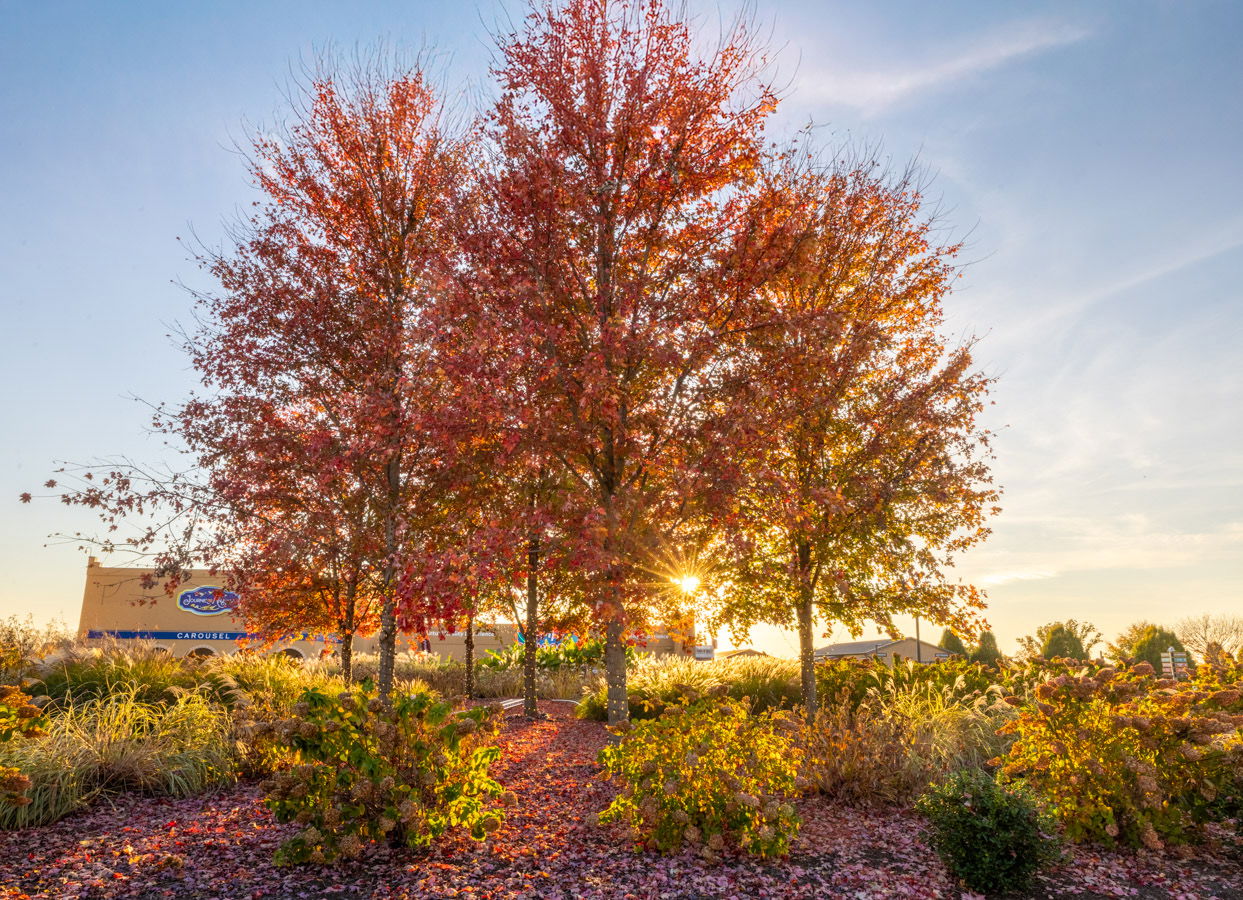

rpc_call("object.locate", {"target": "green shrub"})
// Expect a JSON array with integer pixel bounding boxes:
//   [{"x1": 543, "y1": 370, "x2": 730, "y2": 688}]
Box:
[
  {"x1": 917, "y1": 769, "x2": 1060, "y2": 895},
  {"x1": 998, "y1": 664, "x2": 1243, "y2": 848},
  {"x1": 597, "y1": 697, "x2": 801, "y2": 859},
  {"x1": 263, "y1": 683, "x2": 506, "y2": 864},
  {"x1": 0, "y1": 688, "x2": 234, "y2": 829}
]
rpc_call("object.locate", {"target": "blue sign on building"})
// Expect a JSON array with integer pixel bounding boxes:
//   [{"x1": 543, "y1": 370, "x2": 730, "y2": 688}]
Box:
[{"x1": 177, "y1": 585, "x2": 239, "y2": 616}]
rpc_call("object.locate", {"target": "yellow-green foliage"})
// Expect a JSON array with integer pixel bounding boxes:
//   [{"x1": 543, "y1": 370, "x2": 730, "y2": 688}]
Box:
[
  {"x1": 999, "y1": 663, "x2": 1243, "y2": 849},
  {"x1": 327, "y1": 652, "x2": 595, "y2": 701},
  {"x1": 263, "y1": 683, "x2": 506, "y2": 865},
  {"x1": 0, "y1": 688, "x2": 234, "y2": 829},
  {"x1": 598, "y1": 697, "x2": 802, "y2": 859}
]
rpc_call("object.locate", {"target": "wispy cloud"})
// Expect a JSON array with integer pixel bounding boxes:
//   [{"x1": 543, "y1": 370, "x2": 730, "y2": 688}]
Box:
[
  {"x1": 980, "y1": 570, "x2": 1058, "y2": 587},
  {"x1": 798, "y1": 20, "x2": 1092, "y2": 113}
]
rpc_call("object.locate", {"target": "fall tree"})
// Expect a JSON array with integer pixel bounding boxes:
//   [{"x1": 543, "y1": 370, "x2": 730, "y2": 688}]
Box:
[
  {"x1": 183, "y1": 57, "x2": 477, "y2": 698},
  {"x1": 474, "y1": 0, "x2": 791, "y2": 723},
  {"x1": 1109, "y1": 622, "x2": 1190, "y2": 670},
  {"x1": 715, "y1": 158, "x2": 998, "y2": 717},
  {"x1": 27, "y1": 56, "x2": 472, "y2": 697}
]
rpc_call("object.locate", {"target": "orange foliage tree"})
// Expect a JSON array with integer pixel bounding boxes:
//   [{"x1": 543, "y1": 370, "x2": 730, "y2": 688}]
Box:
[
  {"x1": 716, "y1": 159, "x2": 999, "y2": 716},
  {"x1": 29, "y1": 57, "x2": 473, "y2": 696}
]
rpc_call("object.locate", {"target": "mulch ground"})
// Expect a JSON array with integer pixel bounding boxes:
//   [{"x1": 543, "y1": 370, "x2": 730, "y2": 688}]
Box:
[{"x1": 1, "y1": 703, "x2": 1240, "y2": 899}]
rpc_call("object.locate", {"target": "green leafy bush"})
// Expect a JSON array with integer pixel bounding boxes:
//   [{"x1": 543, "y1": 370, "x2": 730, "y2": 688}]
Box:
[
  {"x1": 478, "y1": 638, "x2": 625, "y2": 672},
  {"x1": 998, "y1": 663, "x2": 1243, "y2": 848},
  {"x1": 263, "y1": 683, "x2": 506, "y2": 864},
  {"x1": 597, "y1": 697, "x2": 801, "y2": 859},
  {"x1": 917, "y1": 769, "x2": 1060, "y2": 895}
]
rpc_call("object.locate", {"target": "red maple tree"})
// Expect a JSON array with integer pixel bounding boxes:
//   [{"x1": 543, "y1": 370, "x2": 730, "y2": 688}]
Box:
[{"x1": 471, "y1": 0, "x2": 796, "y2": 722}]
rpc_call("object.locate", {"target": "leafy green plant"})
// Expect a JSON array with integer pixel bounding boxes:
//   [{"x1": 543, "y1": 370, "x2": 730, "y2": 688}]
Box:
[
  {"x1": 262, "y1": 682, "x2": 506, "y2": 864},
  {"x1": 998, "y1": 663, "x2": 1243, "y2": 848},
  {"x1": 597, "y1": 697, "x2": 801, "y2": 859},
  {"x1": 917, "y1": 769, "x2": 1060, "y2": 895}
]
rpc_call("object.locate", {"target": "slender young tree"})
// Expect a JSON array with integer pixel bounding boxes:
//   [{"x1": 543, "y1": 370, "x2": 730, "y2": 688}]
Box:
[
  {"x1": 474, "y1": 0, "x2": 791, "y2": 724},
  {"x1": 717, "y1": 159, "x2": 998, "y2": 717},
  {"x1": 27, "y1": 57, "x2": 472, "y2": 699}
]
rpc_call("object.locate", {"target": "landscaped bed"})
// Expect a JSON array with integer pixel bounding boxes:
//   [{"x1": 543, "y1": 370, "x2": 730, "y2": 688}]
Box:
[{"x1": 1, "y1": 703, "x2": 1238, "y2": 900}]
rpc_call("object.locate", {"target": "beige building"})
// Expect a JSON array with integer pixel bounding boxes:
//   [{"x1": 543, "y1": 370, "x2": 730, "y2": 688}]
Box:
[
  {"x1": 814, "y1": 637, "x2": 957, "y2": 665},
  {"x1": 78, "y1": 557, "x2": 693, "y2": 661}
]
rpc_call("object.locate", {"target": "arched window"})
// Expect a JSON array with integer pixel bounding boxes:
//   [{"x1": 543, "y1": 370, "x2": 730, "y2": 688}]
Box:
[
  {"x1": 277, "y1": 647, "x2": 304, "y2": 661},
  {"x1": 188, "y1": 646, "x2": 215, "y2": 658}
]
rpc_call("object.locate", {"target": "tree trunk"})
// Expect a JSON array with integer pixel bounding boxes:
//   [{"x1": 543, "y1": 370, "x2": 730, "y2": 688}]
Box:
[
  {"x1": 340, "y1": 582, "x2": 357, "y2": 684},
  {"x1": 798, "y1": 585, "x2": 817, "y2": 720},
  {"x1": 524, "y1": 532, "x2": 540, "y2": 718},
  {"x1": 340, "y1": 629, "x2": 354, "y2": 684},
  {"x1": 377, "y1": 598, "x2": 397, "y2": 699},
  {"x1": 604, "y1": 616, "x2": 629, "y2": 726},
  {"x1": 464, "y1": 612, "x2": 475, "y2": 699},
  {"x1": 377, "y1": 454, "x2": 402, "y2": 701}
]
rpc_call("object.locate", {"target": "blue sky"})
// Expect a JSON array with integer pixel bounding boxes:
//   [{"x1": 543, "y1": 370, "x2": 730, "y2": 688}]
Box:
[{"x1": 2, "y1": 0, "x2": 1240, "y2": 654}]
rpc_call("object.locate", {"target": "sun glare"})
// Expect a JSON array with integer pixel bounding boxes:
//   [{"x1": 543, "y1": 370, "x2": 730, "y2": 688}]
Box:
[{"x1": 672, "y1": 574, "x2": 701, "y2": 594}]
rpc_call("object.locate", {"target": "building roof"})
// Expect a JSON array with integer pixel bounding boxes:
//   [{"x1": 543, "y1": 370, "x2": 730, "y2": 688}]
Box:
[{"x1": 814, "y1": 639, "x2": 901, "y2": 658}]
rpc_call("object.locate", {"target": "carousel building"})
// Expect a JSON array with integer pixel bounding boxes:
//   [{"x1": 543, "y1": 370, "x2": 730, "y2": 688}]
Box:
[{"x1": 77, "y1": 557, "x2": 696, "y2": 660}]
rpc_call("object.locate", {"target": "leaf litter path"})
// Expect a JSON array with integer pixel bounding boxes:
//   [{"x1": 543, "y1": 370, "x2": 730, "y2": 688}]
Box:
[{"x1": 1, "y1": 702, "x2": 1240, "y2": 900}]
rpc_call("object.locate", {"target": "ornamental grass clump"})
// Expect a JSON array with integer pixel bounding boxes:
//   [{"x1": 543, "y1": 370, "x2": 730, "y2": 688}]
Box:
[
  {"x1": 998, "y1": 662, "x2": 1243, "y2": 849},
  {"x1": 576, "y1": 655, "x2": 801, "y2": 721},
  {"x1": 597, "y1": 696, "x2": 801, "y2": 859},
  {"x1": 262, "y1": 682, "x2": 506, "y2": 864},
  {"x1": 800, "y1": 683, "x2": 1014, "y2": 807},
  {"x1": 0, "y1": 688, "x2": 233, "y2": 829},
  {"x1": 917, "y1": 769, "x2": 1060, "y2": 895}
]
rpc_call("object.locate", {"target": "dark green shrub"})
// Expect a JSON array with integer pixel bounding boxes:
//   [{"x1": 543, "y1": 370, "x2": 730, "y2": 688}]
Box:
[
  {"x1": 263, "y1": 683, "x2": 506, "y2": 864},
  {"x1": 917, "y1": 769, "x2": 1059, "y2": 895},
  {"x1": 598, "y1": 697, "x2": 801, "y2": 859}
]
